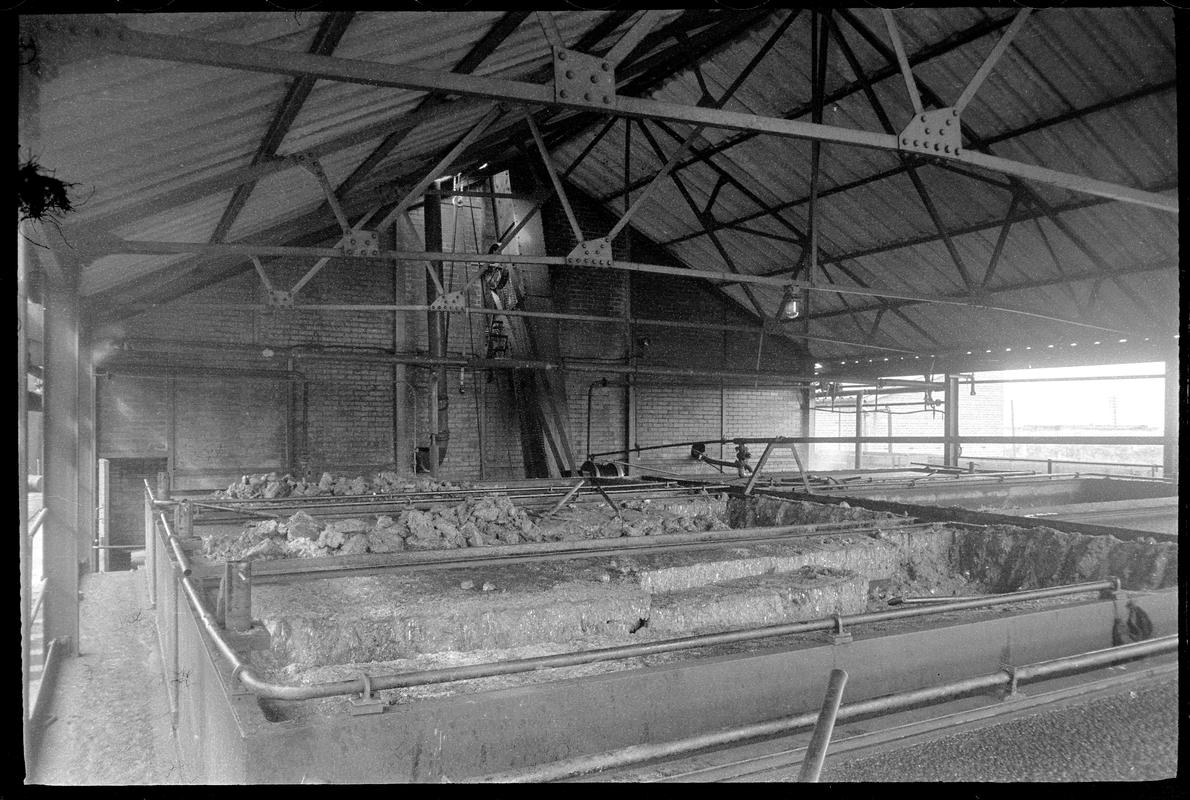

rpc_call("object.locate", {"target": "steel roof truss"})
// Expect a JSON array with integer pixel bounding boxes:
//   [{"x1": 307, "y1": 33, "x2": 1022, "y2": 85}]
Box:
[{"x1": 50, "y1": 14, "x2": 1173, "y2": 213}]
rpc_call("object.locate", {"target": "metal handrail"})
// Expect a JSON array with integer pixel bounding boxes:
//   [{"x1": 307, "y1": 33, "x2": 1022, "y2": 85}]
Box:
[
  {"x1": 467, "y1": 634, "x2": 1178, "y2": 782},
  {"x1": 159, "y1": 493, "x2": 1121, "y2": 702}
]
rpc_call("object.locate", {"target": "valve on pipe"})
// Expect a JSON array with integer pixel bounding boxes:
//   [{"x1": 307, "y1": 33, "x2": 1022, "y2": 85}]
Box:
[{"x1": 691, "y1": 441, "x2": 753, "y2": 477}]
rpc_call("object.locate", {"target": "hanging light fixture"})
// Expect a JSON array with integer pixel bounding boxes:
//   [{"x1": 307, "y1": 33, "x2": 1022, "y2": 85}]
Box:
[{"x1": 776, "y1": 285, "x2": 804, "y2": 320}]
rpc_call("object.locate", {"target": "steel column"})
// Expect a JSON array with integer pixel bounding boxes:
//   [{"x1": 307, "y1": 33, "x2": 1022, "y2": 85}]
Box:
[
  {"x1": 18, "y1": 221, "x2": 31, "y2": 741},
  {"x1": 854, "y1": 393, "x2": 863, "y2": 469},
  {"x1": 43, "y1": 275, "x2": 81, "y2": 653},
  {"x1": 944, "y1": 374, "x2": 960, "y2": 467},
  {"x1": 1163, "y1": 355, "x2": 1179, "y2": 480},
  {"x1": 424, "y1": 193, "x2": 447, "y2": 478},
  {"x1": 78, "y1": 324, "x2": 96, "y2": 573}
]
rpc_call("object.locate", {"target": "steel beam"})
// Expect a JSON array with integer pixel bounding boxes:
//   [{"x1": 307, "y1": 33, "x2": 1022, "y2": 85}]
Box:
[
  {"x1": 953, "y1": 9, "x2": 1032, "y2": 114},
  {"x1": 600, "y1": 11, "x2": 1026, "y2": 204},
  {"x1": 54, "y1": 14, "x2": 1172, "y2": 212},
  {"x1": 880, "y1": 10, "x2": 923, "y2": 114},
  {"x1": 804, "y1": 257, "x2": 1174, "y2": 330},
  {"x1": 333, "y1": 11, "x2": 529, "y2": 206},
  {"x1": 604, "y1": 10, "x2": 666, "y2": 66},
  {"x1": 377, "y1": 106, "x2": 505, "y2": 232},
  {"x1": 981, "y1": 191, "x2": 1021, "y2": 289},
  {"x1": 209, "y1": 11, "x2": 355, "y2": 244},
  {"x1": 607, "y1": 10, "x2": 796, "y2": 245},
  {"x1": 526, "y1": 114, "x2": 584, "y2": 244},
  {"x1": 637, "y1": 122, "x2": 767, "y2": 317}
]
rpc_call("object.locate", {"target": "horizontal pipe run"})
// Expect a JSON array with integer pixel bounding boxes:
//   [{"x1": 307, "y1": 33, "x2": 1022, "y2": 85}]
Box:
[
  {"x1": 469, "y1": 634, "x2": 1177, "y2": 783},
  {"x1": 186, "y1": 522, "x2": 940, "y2": 582},
  {"x1": 172, "y1": 534, "x2": 1114, "y2": 702}
]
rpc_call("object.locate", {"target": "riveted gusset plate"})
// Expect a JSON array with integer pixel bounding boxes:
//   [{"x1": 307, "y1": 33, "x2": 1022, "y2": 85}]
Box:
[
  {"x1": 566, "y1": 237, "x2": 613, "y2": 267},
  {"x1": 898, "y1": 108, "x2": 963, "y2": 158},
  {"x1": 553, "y1": 48, "x2": 616, "y2": 109}
]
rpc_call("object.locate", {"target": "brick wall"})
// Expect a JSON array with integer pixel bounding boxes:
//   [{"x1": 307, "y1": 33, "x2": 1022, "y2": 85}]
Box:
[{"x1": 96, "y1": 166, "x2": 813, "y2": 487}]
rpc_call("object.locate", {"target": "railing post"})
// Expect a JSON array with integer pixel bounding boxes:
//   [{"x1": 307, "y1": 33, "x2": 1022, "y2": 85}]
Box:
[
  {"x1": 145, "y1": 487, "x2": 157, "y2": 610},
  {"x1": 798, "y1": 668, "x2": 848, "y2": 782}
]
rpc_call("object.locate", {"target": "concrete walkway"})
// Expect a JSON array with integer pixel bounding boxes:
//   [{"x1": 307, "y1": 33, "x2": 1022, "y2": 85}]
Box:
[{"x1": 28, "y1": 570, "x2": 181, "y2": 785}]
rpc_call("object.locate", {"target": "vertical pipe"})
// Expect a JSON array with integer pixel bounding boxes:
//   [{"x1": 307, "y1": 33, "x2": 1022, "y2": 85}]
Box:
[
  {"x1": 43, "y1": 274, "x2": 81, "y2": 654},
  {"x1": 19, "y1": 220, "x2": 31, "y2": 739},
  {"x1": 854, "y1": 393, "x2": 863, "y2": 469},
  {"x1": 170, "y1": 570, "x2": 179, "y2": 731},
  {"x1": 97, "y1": 459, "x2": 110, "y2": 573},
  {"x1": 145, "y1": 489, "x2": 157, "y2": 610},
  {"x1": 944, "y1": 374, "x2": 960, "y2": 467},
  {"x1": 797, "y1": 668, "x2": 849, "y2": 783},
  {"x1": 800, "y1": 387, "x2": 813, "y2": 470},
  {"x1": 424, "y1": 190, "x2": 448, "y2": 475}
]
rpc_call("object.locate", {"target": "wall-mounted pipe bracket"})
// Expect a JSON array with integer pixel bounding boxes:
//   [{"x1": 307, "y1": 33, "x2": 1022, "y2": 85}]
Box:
[
  {"x1": 566, "y1": 237, "x2": 613, "y2": 267},
  {"x1": 998, "y1": 662, "x2": 1025, "y2": 701},
  {"x1": 553, "y1": 47, "x2": 616, "y2": 109},
  {"x1": 898, "y1": 108, "x2": 962, "y2": 158},
  {"x1": 348, "y1": 672, "x2": 386, "y2": 715},
  {"x1": 827, "y1": 614, "x2": 852, "y2": 645}
]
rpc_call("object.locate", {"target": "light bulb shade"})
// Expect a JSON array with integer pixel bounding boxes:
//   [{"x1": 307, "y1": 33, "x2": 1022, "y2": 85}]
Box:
[{"x1": 777, "y1": 287, "x2": 804, "y2": 319}]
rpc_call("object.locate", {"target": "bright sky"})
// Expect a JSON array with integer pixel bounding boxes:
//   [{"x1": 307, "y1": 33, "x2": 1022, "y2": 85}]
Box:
[{"x1": 883, "y1": 362, "x2": 1168, "y2": 430}]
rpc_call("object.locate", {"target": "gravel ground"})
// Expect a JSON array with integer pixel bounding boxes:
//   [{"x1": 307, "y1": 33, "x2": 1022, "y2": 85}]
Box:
[{"x1": 821, "y1": 678, "x2": 1178, "y2": 782}]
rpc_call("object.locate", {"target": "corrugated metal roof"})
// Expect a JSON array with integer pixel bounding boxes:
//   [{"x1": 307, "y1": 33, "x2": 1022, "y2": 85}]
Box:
[{"x1": 21, "y1": 8, "x2": 1177, "y2": 366}]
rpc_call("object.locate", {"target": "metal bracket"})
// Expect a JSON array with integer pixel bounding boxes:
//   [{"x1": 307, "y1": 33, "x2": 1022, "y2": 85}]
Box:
[
  {"x1": 828, "y1": 614, "x2": 853, "y2": 645},
  {"x1": 553, "y1": 47, "x2": 616, "y2": 109},
  {"x1": 339, "y1": 230, "x2": 380, "y2": 258},
  {"x1": 1098, "y1": 576, "x2": 1122, "y2": 601},
  {"x1": 898, "y1": 108, "x2": 963, "y2": 159},
  {"x1": 429, "y1": 291, "x2": 467, "y2": 311},
  {"x1": 267, "y1": 290, "x2": 294, "y2": 308},
  {"x1": 999, "y1": 662, "x2": 1026, "y2": 701},
  {"x1": 348, "y1": 673, "x2": 386, "y2": 715},
  {"x1": 566, "y1": 237, "x2": 613, "y2": 267},
  {"x1": 224, "y1": 624, "x2": 272, "y2": 653}
]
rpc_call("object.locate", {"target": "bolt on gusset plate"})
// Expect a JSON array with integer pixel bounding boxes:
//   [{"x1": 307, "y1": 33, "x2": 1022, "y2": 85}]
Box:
[
  {"x1": 898, "y1": 107, "x2": 963, "y2": 158},
  {"x1": 553, "y1": 47, "x2": 617, "y2": 109},
  {"x1": 566, "y1": 237, "x2": 613, "y2": 267},
  {"x1": 429, "y1": 291, "x2": 467, "y2": 311},
  {"x1": 340, "y1": 230, "x2": 380, "y2": 258}
]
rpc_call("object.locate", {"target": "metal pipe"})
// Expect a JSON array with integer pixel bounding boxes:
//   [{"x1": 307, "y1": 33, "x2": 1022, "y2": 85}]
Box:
[
  {"x1": 797, "y1": 668, "x2": 848, "y2": 783},
  {"x1": 172, "y1": 524, "x2": 1115, "y2": 703},
  {"x1": 144, "y1": 484, "x2": 157, "y2": 609},
  {"x1": 538, "y1": 480, "x2": 585, "y2": 521},
  {"x1": 469, "y1": 635, "x2": 1176, "y2": 782}
]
